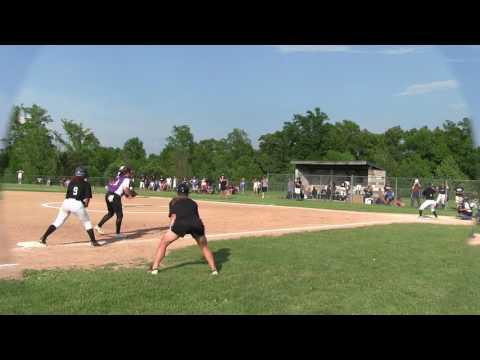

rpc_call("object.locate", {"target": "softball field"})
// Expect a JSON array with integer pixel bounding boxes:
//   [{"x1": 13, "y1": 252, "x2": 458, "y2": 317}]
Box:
[{"x1": 0, "y1": 190, "x2": 472, "y2": 280}]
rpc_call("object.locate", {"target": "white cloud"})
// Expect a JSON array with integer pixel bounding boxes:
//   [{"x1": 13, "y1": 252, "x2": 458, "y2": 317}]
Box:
[
  {"x1": 275, "y1": 45, "x2": 353, "y2": 53},
  {"x1": 396, "y1": 80, "x2": 459, "y2": 96},
  {"x1": 378, "y1": 47, "x2": 418, "y2": 55}
]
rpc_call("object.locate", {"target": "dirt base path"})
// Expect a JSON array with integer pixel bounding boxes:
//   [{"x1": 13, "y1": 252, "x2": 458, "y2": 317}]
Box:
[{"x1": 0, "y1": 191, "x2": 472, "y2": 279}]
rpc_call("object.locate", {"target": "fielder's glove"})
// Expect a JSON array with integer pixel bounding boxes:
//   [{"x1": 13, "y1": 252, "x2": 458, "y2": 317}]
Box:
[{"x1": 130, "y1": 190, "x2": 138, "y2": 198}]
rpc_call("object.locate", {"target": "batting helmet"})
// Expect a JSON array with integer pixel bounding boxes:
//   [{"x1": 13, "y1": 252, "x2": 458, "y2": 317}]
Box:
[
  {"x1": 74, "y1": 166, "x2": 88, "y2": 178},
  {"x1": 177, "y1": 182, "x2": 190, "y2": 195},
  {"x1": 118, "y1": 165, "x2": 132, "y2": 175}
]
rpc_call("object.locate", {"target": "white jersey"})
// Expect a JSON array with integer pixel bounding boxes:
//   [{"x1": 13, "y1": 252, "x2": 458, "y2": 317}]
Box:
[{"x1": 114, "y1": 178, "x2": 131, "y2": 196}]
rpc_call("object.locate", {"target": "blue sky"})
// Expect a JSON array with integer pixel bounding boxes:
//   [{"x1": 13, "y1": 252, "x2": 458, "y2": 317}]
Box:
[{"x1": 0, "y1": 45, "x2": 479, "y2": 154}]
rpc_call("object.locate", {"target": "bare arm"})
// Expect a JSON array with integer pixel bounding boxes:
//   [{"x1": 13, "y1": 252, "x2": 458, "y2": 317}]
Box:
[{"x1": 169, "y1": 213, "x2": 176, "y2": 227}]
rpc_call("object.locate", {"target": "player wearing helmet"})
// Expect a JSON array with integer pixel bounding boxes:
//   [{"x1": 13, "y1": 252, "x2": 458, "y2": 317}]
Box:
[
  {"x1": 95, "y1": 165, "x2": 135, "y2": 240},
  {"x1": 149, "y1": 182, "x2": 218, "y2": 275},
  {"x1": 39, "y1": 167, "x2": 100, "y2": 247},
  {"x1": 418, "y1": 183, "x2": 438, "y2": 218}
]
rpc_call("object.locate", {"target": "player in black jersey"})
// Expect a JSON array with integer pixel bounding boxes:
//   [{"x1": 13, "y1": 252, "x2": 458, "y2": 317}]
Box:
[
  {"x1": 39, "y1": 167, "x2": 101, "y2": 247},
  {"x1": 419, "y1": 183, "x2": 438, "y2": 218},
  {"x1": 149, "y1": 183, "x2": 218, "y2": 275}
]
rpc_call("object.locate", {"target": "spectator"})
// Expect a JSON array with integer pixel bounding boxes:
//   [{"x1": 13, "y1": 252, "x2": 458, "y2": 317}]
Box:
[
  {"x1": 201, "y1": 178, "x2": 208, "y2": 193},
  {"x1": 311, "y1": 186, "x2": 318, "y2": 200},
  {"x1": 252, "y1": 178, "x2": 258, "y2": 194},
  {"x1": 294, "y1": 178, "x2": 303, "y2": 201},
  {"x1": 240, "y1": 178, "x2": 246, "y2": 193},
  {"x1": 219, "y1": 175, "x2": 228, "y2": 198},
  {"x1": 394, "y1": 196, "x2": 406, "y2": 207},
  {"x1": 411, "y1": 178, "x2": 422, "y2": 208},
  {"x1": 17, "y1": 169, "x2": 24, "y2": 185},
  {"x1": 191, "y1": 176, "x2": 199, "y2": 193},
  {"x1": 261, "y1": 176, "x2": 268, "y2": 199},
  {"x1": 320, "y1": 187, "x2": 327, "y2": 200},
  {"x1": 385, "y1": 188, "x2": 395, "y2": 205},
  {"x1": 326, "y1": 185, "x2": 332, "y2": 200},
  {"x1": 363, "y1": 186, "x2": 374, "y2": 205},
  {"x1": 172, "y1": 177, "x2": 177, "y2": 191},
  {"x1": 287, "y1": 179, "x2": 294, "y2": 199}
]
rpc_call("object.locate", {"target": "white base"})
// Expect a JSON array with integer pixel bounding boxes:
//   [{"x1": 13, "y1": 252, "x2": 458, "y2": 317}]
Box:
[{"x1": 17, "y1": 241, "x2": 47, "y2": 248}]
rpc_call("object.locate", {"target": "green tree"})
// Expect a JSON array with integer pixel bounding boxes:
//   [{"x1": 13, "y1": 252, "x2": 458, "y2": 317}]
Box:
[
  {"x1": 435, "y1": 156, "x2": 467, "y2": 179},
  {"x1": 54, "y1": 119, "x2": 101, "y2": 176},
  {"x1": 122, "y1": 137, "x2": 147, "y2": 173},
  {"x1": 160, "y1": 125, "x2": 195, "y2": 178},
  {"x1": 5, "y1": 104, "x2": 59, "y2": 178}
]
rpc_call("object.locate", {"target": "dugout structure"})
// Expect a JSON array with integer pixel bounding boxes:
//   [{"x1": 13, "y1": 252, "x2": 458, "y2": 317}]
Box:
[{"x1": 291, "y1": 160, "x2": 386, "y2": 191}]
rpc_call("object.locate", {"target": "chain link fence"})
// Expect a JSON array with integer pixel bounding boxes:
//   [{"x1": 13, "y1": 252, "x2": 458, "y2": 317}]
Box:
[
  {"x1": 3, "y1": 172, "x2": 480, "y2": 205},
  {"x1": 265, "y1": 173, "x2": 480, "y2": 205}
]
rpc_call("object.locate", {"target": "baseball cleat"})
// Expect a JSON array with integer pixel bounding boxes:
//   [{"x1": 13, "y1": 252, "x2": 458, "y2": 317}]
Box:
[
  {"x1": 94, "y1": 225, "x2": 105, "y2": 235},
  {"x1": 150, "y1": 269, "x2": 159, "y2": 275},
  {"x1": 90, "y1": 240, "x2": 101, "y2": 247},
  {"x1": 38, "y1": 240, "x2": 47, "y2": 247},
  {"x1": 211, "y1": 270, "x2": 219, "y2": 276}
]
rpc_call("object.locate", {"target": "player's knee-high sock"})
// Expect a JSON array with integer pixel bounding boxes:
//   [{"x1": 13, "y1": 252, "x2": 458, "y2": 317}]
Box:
[
  {"x1": 98, "y1": 213, "x2": 114, "y2": 227},
  {"x1": 116, "y1": 216, "x2": 123, "y2": 234},
  {"x1": 86, "y1": 229, "x2": 96, "y2": 243},
  {"x1": 433, "y1": 211, "x2": 438, "y2": 218},
  {"x1": 41, "y1": 225, "x2": 57, "y2": 243},
  {"x1": 419, "y1": 210, "x2": 423, "y2": 217}
]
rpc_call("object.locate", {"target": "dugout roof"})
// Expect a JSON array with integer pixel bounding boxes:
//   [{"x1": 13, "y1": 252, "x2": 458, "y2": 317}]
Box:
[{"x1": 290, "y1": 161, "x2": 384, "y2": 170}]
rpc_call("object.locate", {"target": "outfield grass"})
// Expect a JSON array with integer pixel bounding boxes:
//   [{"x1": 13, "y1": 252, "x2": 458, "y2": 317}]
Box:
[
  {"x1": 0, "y1": 182, "x2": 461, "y2": 217},
  {"x1": 1, "y1": 224, "x2": 479, "y2": 314}
]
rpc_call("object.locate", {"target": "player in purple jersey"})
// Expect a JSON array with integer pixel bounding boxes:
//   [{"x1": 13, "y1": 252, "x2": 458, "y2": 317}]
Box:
[{"x1": 94, "y1": 166, "x2": 135, "y2": 240}]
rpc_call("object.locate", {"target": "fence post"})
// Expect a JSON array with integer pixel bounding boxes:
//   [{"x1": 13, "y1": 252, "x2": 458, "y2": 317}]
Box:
[
  {"x1": 351, "y1": 174, "x2": 354, "y2": 203},
  {"x1": 395, "y1": 177, "x2": 398, "y2": 199},
  {"x1": 330, "y1": 172, "x2": 333, "y2": 201}
]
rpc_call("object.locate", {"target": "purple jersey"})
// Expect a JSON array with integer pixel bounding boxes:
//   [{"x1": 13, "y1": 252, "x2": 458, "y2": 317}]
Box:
[{"x1": 108, "y1": 175, "x2": 128, "y2": 194}]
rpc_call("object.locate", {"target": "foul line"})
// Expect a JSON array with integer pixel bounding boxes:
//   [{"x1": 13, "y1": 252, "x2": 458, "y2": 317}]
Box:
[
  {"x1": 0, "y1": 263, "x2": 18, "y2": 268},
  {"x1": 14, "y1": 218, "x2": 437, "y2": 250},
  {"x1": 41, "y1": 202, "x2": 168, "y2": 214}
]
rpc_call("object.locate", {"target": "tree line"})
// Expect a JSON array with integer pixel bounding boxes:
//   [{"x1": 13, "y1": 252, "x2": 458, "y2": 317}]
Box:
[{"x1": 0, "y1": 104, "x2": 478, "y2": 182}]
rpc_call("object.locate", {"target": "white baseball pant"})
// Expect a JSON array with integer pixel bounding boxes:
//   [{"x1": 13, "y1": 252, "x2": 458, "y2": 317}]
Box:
[
  {"x1": 436, "y1": 194, "x2": 447, "y2": 206},
  {"x1": 52, "y1": 198, "x2": 93, "y2": 230},
  {"x1": 419, "y1": 199, "x2": 437, "y2": 212}
]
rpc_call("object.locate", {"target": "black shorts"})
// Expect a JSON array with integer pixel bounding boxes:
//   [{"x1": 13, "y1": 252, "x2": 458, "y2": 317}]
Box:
[
  {"x1": 171, "y1": 219, "x2": 205, "y2": 238},
  {"x1": 220, "y1": 185, "x2": 227, "y2": 191},
  {"x1": 262, "y1": 186, "x2": 268, "y2": 193},
  {"x1": 105, "y1": 192, "x2": 123, "y2": 217}
]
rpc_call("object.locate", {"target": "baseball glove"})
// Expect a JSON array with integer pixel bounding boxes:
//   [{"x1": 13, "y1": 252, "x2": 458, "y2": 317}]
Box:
[{"x1": 129, "y1": 190, "x2": 138, "y2": 198}]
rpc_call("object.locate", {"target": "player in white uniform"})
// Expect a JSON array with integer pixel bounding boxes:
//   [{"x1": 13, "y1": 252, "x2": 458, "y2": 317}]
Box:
[
  {"x1": 17, "y1": 170, "x2": 24, "y2": 185},
  {"x1": 39, "y1": 167, "x2": 100, "y2": 247}
]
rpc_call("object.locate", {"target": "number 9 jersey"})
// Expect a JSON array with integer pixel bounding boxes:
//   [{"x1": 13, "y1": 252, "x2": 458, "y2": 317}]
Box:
[{"x1": 66, "y1": 178, "x2": 92, "y2": 201}]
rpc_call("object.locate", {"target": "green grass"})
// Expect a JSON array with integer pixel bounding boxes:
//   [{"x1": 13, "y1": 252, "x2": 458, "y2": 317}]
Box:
[
  {"x1": 1, "y1": 224, "x2": 479, "y2": 314},
  {"x1": 0, "y1": 182, "x2": 461, "y2": 217}
]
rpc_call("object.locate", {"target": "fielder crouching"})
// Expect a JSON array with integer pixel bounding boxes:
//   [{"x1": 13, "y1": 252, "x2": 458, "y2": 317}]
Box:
[
  {"x1": 418, "y1": 183, "x2": 438, "y2": 218},
  {"x1": 149, "y1": 183, "x2": 218, "y2": 276},
  {"x1": 39, "y1": 167, "x2": 100, "y2": 247}
]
